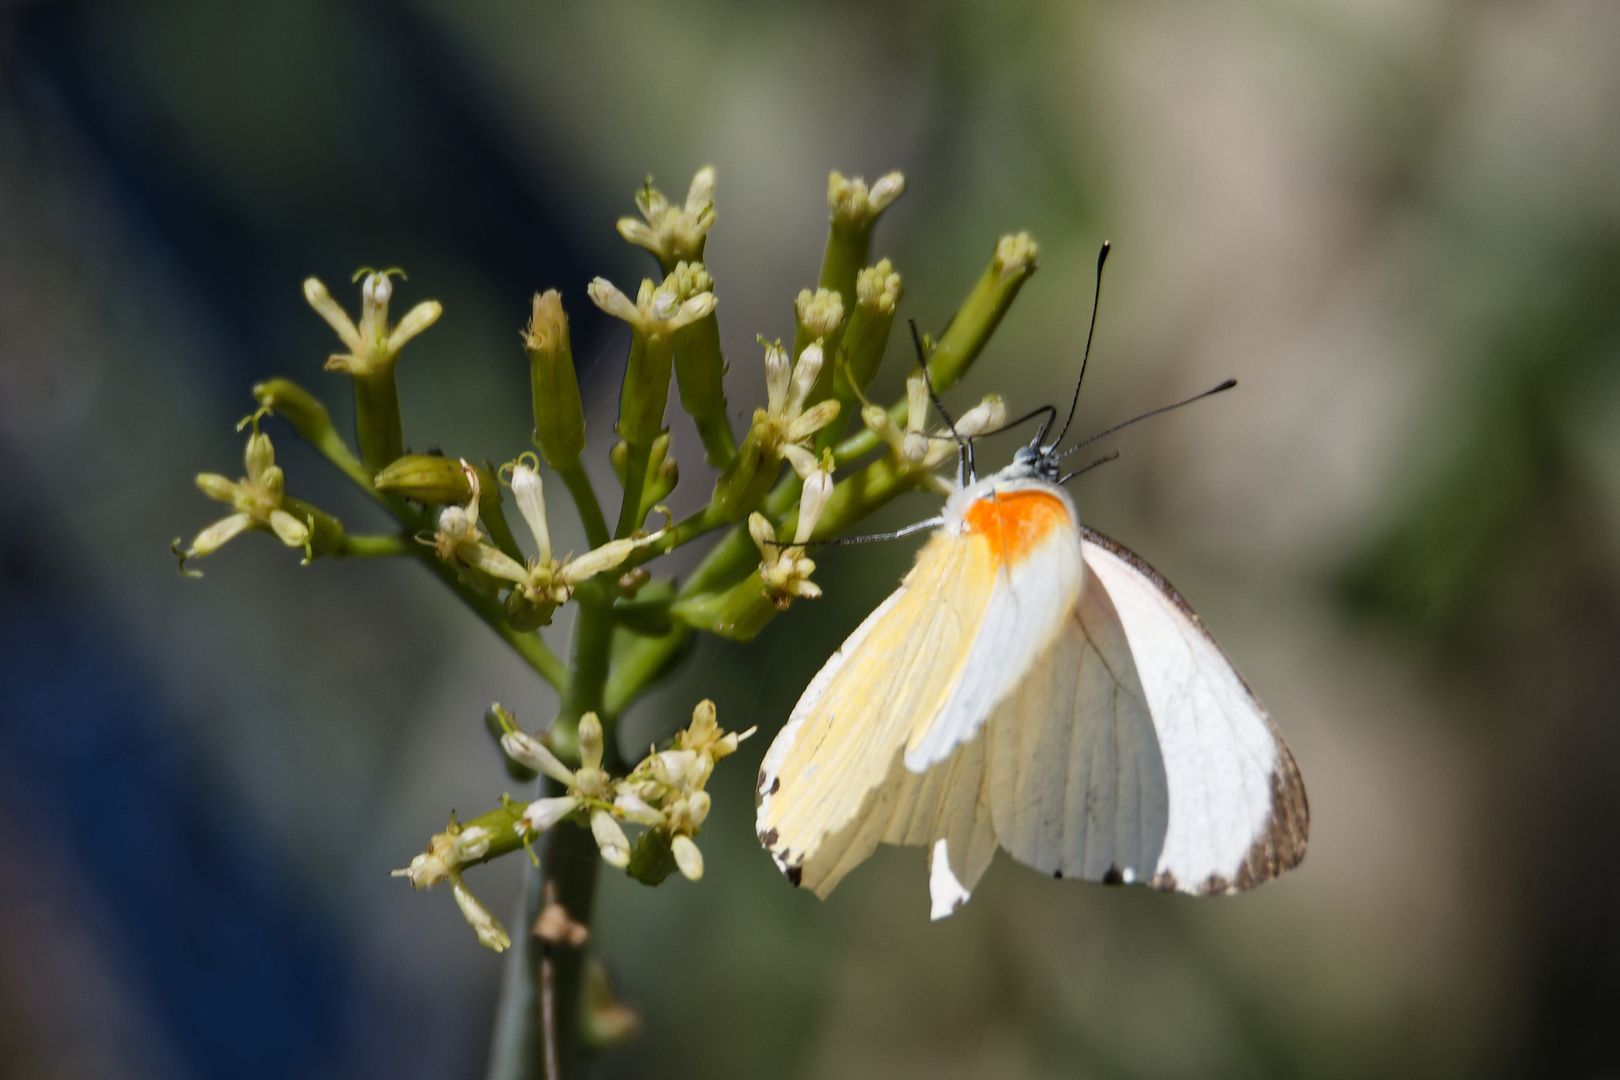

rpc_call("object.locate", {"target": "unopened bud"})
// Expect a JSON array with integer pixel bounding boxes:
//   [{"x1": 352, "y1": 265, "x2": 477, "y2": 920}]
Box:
[
  {"x1": 375, "y1": 454, "x2": 471, "y2": 504},
  {"x1": 525, "y1": 291, "x2": 587, "y2": 469},
  {"x1": 994, "y1": 232, "x2": 1039, "y2": 280},
  {"x1": 253, "y1": 379, "x2": 337, "y2": 449}
]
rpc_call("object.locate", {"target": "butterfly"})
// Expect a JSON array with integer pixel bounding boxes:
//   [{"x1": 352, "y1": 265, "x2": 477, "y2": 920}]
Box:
[{"x1": 755, "y1": 247, "x2": 1308, "y2": 919}]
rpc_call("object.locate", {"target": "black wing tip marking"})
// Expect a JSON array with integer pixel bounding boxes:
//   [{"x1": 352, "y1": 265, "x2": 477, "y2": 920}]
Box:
[{"x1": 786, "y1": 864, "x2": 803, "y2": 887}]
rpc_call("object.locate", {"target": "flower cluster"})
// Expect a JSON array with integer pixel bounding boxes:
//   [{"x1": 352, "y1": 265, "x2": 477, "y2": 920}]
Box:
[
  {"x1": 177, "y1": 160, "x2": 1045, "y2": 1064},
  {"x1": 504, "y1": 701, "x2": 754, "y2": 885}
]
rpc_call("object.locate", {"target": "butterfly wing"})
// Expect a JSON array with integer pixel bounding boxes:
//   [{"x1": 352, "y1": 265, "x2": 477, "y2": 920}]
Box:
[
  {"x1": 1074, "y1": 527, "x2": 1308, "y2": 894},
  {"x1": 983, "y1": 554, "x2": 1171, "y2": 886},
  {"x1": 757, "y1": 482, "x2": 1085, "y2": 900},
  {"x1": 756, "y1": 527, "x2": 998, "y2": 897}
]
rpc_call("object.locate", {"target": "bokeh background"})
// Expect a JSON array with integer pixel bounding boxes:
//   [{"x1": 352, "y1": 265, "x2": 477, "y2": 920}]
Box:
[{"x1": 3, "y1": 1, "x2": 1620, "y2": 1077}]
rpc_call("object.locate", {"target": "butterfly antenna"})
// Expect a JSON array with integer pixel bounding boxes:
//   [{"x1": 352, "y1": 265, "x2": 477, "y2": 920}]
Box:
[
  {"x1": 1061, "y1": 378, "x2": 1237, "y2": 457},
  {"x1": 1047, "y1": 240, "x2": 1111, "y2": 448},
  {"x1": 910, "y1": 319, "x2": 975, "y2": 482},
  {"x1": 1058, "y1": 449, "x2": 1119, "y2": 485}
]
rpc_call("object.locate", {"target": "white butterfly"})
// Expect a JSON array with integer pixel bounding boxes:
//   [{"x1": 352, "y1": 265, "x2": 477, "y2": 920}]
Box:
[{"x1": 756, "y1": 436, "x2": 1308, "y2": 919}]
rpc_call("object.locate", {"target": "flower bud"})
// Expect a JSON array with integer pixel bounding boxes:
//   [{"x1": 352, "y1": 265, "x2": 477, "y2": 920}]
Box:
[
  {"x1": 253, "y1": 379, "x2": 337, "y2": 450},
  {"x1": 374, "y1": 454, "x2": 472, "y2": 504},
  {"x1": 525, "y1": 291, "x2": 587, "y2": 469},
  {"x1": 904, "y1": 373, "x2": 932, "y2": 463},
  {"x1": 828, "y1": 170, "x2": 906, "y2": 233}
]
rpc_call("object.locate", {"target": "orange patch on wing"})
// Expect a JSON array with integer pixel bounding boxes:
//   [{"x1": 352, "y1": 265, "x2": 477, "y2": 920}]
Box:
[{"x1": 963, "y1": 490, "x2": 1071, "y2": 564}]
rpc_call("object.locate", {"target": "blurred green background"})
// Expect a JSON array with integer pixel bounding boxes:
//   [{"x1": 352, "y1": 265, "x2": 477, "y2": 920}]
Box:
[{"x1": 3, "y1": 1, "x2": 1619, "y2": 1078}]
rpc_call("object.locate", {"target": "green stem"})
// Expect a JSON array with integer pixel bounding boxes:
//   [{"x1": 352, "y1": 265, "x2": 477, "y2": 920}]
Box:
[
  {"x1": 483, "y1": 801, "x2": 599, "y2": 1080},
  {"x1": 614, "y1": 443, "x2": 653, "y2": 540},
  {"x1": 412, "y1": 550, "x2": 567, "y2": 691},
  {"x1": 338, "y1": 533, "x2": 411, "y2": 558},
  {"x1": 558, "y1": 459, "x2": 611, "y2": 550},
  {"x1": 603, "y1": 624, "x2": 693, "y2": 718},
  {"x1": 487, "y1": 586, "x2": 616, "y2": 1080},
  {"x1": 353, "y1": 368, "x2": 404, "y2": 473}
]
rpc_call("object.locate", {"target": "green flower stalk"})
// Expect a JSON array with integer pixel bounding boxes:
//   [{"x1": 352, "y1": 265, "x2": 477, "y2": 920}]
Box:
[
  {"x1": 589, "y1": 273, "x2": 715, "y2": 538},
  {"x1": 825, "y1": 260, "x2": 903, "y2": 450},
  {"x1": 666, "y1": 263, "x2": 736, "y2": 467},
  {"x1": 305, "y1": 270, "x2": 441, "y2": 473}
]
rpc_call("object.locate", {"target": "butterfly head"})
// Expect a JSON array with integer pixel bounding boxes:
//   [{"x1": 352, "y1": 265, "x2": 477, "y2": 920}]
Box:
[{"x1": 1005, "y1": 441, "x2": 1063, "y2": 484}]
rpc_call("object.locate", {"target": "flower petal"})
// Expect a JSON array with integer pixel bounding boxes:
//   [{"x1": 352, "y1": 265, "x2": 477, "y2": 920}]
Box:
[
  {"x1": 510, "y1": 464, "x2": 552, "y2": 564},
  {"x1": 387, "y1": 300, "x2": 443, "y2": 355},
  {"x1": 587, "y1": 277, "x2": 643, "y2": 327},
  {"x1": 672, "y1": 835, "x2": 704, "y2": 881},
  {"x1": 189, "y1": 512, "x2": 256, "y2": 556},
  {"x1": 591, "y1": 810, "x2": 630, "y2": 869},
  {"x1": 303, "y1": 277, "x2": 363, "y2": 353},
  {"x1": 502, "y1": 732, "x2": 578, "y2": 787},
  {"x1": 518, "y1": 795, "x2": 580, "y2": 834}
]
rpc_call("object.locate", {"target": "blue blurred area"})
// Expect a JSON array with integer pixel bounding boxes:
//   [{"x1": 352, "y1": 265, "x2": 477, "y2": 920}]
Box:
[
  {"x1": 1, "y1": 2, "x2": 610, "y2": 1074},
  {"x1": 0, "y1": 524, "x2": 344, "y2": 1080}
]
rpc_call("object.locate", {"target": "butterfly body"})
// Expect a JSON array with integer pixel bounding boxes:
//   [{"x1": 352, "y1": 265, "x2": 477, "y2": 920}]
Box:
[{"x1": 756, "y1": 458, "x2": 1308, "y2": 919}]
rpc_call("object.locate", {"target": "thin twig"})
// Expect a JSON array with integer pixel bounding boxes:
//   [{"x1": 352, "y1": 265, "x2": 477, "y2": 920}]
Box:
[{"x1": 541, "y1": 953, "x2": 560, "y2": 1080}]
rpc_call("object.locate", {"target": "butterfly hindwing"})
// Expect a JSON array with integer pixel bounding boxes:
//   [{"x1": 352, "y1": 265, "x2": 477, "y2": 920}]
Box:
[{"x1": 1077, "y1": 527, "x2": 1308, "y2": 894}]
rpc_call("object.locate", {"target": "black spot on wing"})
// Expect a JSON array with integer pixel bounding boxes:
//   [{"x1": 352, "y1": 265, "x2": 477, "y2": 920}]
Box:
[
  {"x1": 1102, "y1": 866, "x2": 1124, "y2": 886},
  {"x1": 758, "y1": 828, "x2": 778, "y2": 847},
  {"x1": 786, "y1": 864, "x2": 803, "y2": 887}
]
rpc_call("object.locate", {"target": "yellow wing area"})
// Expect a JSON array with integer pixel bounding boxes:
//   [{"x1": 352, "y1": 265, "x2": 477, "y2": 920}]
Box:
[{"x1": 757, "y1": 527, "x2": 998, "y2": 897}]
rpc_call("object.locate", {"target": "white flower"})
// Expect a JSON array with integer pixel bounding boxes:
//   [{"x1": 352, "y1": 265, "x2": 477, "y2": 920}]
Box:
[
  {"x1": 751, "y1": 513, "x2": 821, "y2": 607},
  {"x1": 305, "y1": 270, "x2": 441, "y2": 376},
  {"x1": 178, "y1": 412, "x2": 312, "y2": 574},
  {"x1": 616, "y1": 167, "x2": 717, "y2": 265},
  {"x1": 588, "y1": 276, "x2": 715, "y2": 337}
]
